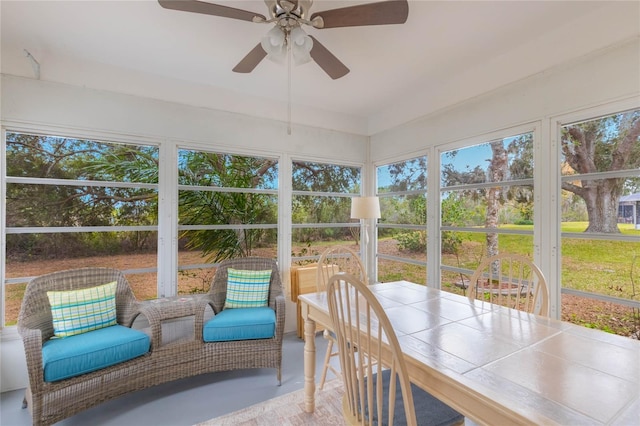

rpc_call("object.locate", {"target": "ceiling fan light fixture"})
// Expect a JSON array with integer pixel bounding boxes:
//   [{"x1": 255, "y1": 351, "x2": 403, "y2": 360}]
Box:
[
  {"x1": 290, "y1": 26, "x2": 313, "y2": 65},
  {"x1": 261, "y1": 26, "x2": 287, "y2": 64}
]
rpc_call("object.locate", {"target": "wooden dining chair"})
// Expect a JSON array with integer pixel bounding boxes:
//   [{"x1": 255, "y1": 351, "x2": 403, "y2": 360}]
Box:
[
  {"x1": 467, "y1": 253, "x2": 550, "y2": 317},
  {"x1": 327, "y1": 273, "x2": 464, "y2": 426},
  {"x1": 316, "y1": 246, "x2": 368, "y2": 390}
]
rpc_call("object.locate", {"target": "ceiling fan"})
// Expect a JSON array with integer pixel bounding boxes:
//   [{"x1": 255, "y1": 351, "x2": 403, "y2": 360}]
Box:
[{"x1": 158, "y1": 0, "x2": 409, "y2": 79}]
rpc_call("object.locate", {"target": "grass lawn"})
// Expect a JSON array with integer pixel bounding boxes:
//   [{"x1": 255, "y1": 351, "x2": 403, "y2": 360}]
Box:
[{"x1": 437, "y1": 223, "x2": 640, "y2": 300}]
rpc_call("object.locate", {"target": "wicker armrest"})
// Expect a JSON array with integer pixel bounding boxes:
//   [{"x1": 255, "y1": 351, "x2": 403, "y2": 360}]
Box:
[
  {"x1": 271, "y1": 293, "x2": 285, "y2": 311},
  {"x1": 271, "y1": 294, "x2": 286, "y2": 340},
  {"x1": 18, "y1": 326, "x2": 45, "y2": 392},
  {"x1": 137, "y1": 296, "x2": 210, "y2": 349}
]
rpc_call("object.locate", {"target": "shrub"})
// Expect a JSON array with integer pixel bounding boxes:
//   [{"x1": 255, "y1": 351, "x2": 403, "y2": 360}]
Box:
[
  {"x1": 397, "y1": 231, "x2": 426, "y2": 252},
  {"x1": 441, "y1": 231, "x2": 463, "y2": 254}
]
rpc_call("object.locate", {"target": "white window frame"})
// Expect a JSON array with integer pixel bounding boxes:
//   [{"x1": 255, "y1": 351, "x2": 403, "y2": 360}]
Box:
[
  {"x1": 375, "y1": 151, "x2": 429, "y2": 285},
  {"x1": 290, "y1": 156, "x2": 364, "y2": 265},
  {"x1": 551, "y1": 98, "x2": 640, "y2": 314},
  {"x1": 431, "y1": 122, "x2": 542, "y2": 296},
  {"x1": 174, "y1": 143, "x2": 281, "y2": 296},
  {"x1": 1, "y1": 124, "x2": 162, "y2": 327}
]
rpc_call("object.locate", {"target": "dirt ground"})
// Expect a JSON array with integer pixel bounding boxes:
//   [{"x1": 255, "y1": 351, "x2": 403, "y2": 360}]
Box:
[
  {"x1": 5, "y1": 249, "x2": 639, "y2": 339},
  {"x1": 561, "y1": 294, "x2": 639, "y2": 338}
]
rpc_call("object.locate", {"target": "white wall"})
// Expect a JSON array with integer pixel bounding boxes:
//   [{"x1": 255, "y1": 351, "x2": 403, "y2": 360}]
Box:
[
  {"x1": 0, "y1": 75, "x2": 368, "y2": 392},
  {"x1": 1, "y1": 75, "x2": 368, "y2": 158}
]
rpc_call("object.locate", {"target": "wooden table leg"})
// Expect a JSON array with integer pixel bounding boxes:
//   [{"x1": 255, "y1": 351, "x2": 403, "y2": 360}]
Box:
[{"x1": 303, "y1": 317, "x2": 317, "y2": 413}]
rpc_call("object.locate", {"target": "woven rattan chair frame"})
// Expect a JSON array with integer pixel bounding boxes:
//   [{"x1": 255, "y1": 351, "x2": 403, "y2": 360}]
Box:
[
  {"x1": 17, "y1": 259, "x2": 285, "y2": 426},
  {"x1": 467, "y1": 253, "x2": 550, "y2": 317},
  {"x1": 200, "y1": 256, "x2": 286, "y2": 385},
  {"x1": 18, "y1": 267, "x2": 148, "y2": 426},
  {"x1": 316, "y1": 246, "x2": 368, "y2": 390}
]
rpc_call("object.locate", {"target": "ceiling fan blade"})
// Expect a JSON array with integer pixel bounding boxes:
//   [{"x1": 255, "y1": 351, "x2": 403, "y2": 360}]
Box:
[
  {"x1": 158, "y1": 0, "x2": 266, "y2": 22},
  {"x1": 233, "y1": 43, "x2": 268, "y2": 73},
  {"x1": 311, "y1": 0, "x2": 408, "y2": 29},
  {"x1": 309, "y1": 36, "x2": 349, "y2": 80}
]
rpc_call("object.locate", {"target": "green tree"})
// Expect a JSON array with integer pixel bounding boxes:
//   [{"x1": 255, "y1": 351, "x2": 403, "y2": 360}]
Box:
[
  {"x1": 506, "y1": 134, "x2": 534, "y2": 222},
  {"x1": 443, "y1": 135, "x2": 534, "y2": 260},
  {"x1": 291, "y1": 161, "x2": 360, "y2": 243},
  {"x1": 562, "y1": 110, "x2": 640, "y2": 233},
  {"x1": 440, "y1": 194, "x2": 469, "y2": 254},
  {"x1": 5, "y1": 133, "x2": 158, "y2": 258},
  {"x1": 178, "y1": 151, "x2": 278, "y2": 262},
  {"x1": 383, "y1": 158, "x2": 428, "y2": 250},
  {"x1": 383, "y1": 157, "x2": 427, "y2": 193}
]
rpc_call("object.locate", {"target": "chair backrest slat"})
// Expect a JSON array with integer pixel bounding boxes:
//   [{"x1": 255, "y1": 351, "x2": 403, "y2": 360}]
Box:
[
  {"x1": 327, "y1": 273, "x2": 418, "y2": 425},
  {"x1": 467, "y1": 253, "x2": 549, "y2": 317},
  {"x1": 316, "y1": 246, "x2": 367, "y2": 292}
]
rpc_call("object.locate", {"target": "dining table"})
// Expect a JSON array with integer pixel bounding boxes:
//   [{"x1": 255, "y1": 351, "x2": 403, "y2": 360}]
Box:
[{"x1": 298, "y1": 280, "x2": 640, "y2": 425}]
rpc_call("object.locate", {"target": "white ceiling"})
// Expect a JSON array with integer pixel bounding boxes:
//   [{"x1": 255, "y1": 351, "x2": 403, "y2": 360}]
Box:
[{"x1": 2, "y1": 1, "x2": 639, "y2": 135}]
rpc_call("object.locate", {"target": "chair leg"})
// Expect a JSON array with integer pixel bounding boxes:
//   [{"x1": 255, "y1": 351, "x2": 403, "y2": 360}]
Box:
[{"x1": 319, "y1": 339, "x2": 334, "y2": 390}]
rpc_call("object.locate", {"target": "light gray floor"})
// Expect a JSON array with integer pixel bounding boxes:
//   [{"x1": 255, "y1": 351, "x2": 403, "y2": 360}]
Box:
[{"x1": 0, "y1": 332, "x2": 338, "y2": 426}]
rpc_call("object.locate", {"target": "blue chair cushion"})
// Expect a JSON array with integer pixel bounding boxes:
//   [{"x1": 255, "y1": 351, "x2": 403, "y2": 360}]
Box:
[
  {"x1": 203, "y1": 307, "x2": 275, "y2": 342},
  {"x1": 42, "y1": 324, "x2": 150, "y2": 382},
  {"x1": 367, "y1": 369, "x2": 464, "y2": 426}
]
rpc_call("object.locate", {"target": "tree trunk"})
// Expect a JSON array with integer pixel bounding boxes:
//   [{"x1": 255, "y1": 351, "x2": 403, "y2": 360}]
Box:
[
  {"x1": 486, "y1": 141, "x2": 508, "y2": 264},
  {"x1": 562, "y1": 112, "x2": 640, "y2": 234},
  {"x1": 582, "y1": 178, "x2": 623, "y2": 233}
]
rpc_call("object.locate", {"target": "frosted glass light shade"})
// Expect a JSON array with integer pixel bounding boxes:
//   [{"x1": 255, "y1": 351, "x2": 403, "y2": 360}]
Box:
[
  {"x1": 351, "y1": 197, "x2": 381, "y2": 219},
  {"x1": 261, "y1": 26, "x2": 286, "y2": 64},
  {"x1": 290, "y1": 27, "x2": 313, "y2": 65}
]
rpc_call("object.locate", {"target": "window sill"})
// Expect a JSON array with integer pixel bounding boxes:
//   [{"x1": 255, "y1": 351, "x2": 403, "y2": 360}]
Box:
[{"x1": 1, "y1": 326, "x2": 20, "y2": 342}]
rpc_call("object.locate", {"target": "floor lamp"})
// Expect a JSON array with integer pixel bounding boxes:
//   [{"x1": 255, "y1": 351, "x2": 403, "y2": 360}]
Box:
[{"x1": 351, "y1": 196, "x2": 381, "y2": 280}]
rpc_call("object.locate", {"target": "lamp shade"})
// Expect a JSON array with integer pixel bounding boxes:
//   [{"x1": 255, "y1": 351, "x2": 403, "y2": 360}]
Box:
[{"x1": 351, "y1": 196, "x2": 381, "y2": 219}]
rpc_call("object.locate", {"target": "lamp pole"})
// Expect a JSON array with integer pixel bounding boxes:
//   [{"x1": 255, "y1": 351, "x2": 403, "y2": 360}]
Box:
[{"x1": 351, "y1": 196, "x2": 381, "y2": 282}]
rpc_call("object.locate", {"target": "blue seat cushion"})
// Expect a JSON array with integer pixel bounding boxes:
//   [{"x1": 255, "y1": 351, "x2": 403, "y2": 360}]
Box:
[
  {"x1": 203, "y1": 307, "x2": 275, "y2": 342},
  {"x1": 366, "y1": 369, "x2": 463, "y2": 426},
  {"x1": 42, "y1": 324, "x2": 150, "y2": 382}
]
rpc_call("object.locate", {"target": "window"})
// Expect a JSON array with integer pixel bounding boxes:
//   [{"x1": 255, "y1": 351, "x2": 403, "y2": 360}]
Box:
[
  {"x1": 439, "y1": 132, "x2": 535, "y2": 295},
  {"x1": 3, "y1": 132, "x2": 159, "y2": 326},
  {"x1": 291, "y1": 160, "x2": 361, "y2": 265},
  {"x1": 559, "y1": 109, "x2": 640, "y2": 335},
  {"x1": 177, "y1": 149, "x2": 278, "y2": 293},
  {"x1": 376, "y1": 156, "x2": 428, "y2": 284}
]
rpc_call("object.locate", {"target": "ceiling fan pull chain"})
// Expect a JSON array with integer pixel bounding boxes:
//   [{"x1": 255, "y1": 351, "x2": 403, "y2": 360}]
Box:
[{"x1": 287, "y1": 33, "x2": 292, "y2": 136}]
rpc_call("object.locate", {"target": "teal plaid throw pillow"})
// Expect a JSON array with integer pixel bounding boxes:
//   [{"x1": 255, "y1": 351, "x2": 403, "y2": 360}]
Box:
[
  {"x1": 47, "y1": 281, "x2": 118, "y2": 338},
  {"x1": 224, "y1": 268, "x2": 272, "y2": 309}
]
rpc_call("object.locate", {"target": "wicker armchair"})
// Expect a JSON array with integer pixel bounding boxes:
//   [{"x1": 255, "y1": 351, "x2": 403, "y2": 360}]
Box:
[
  {"x1": 196, "y1": 257, "x2": 286, "y2": 385},
  {"x1": 17, "y1": 267, "x2": 150, "y2": 426}
]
